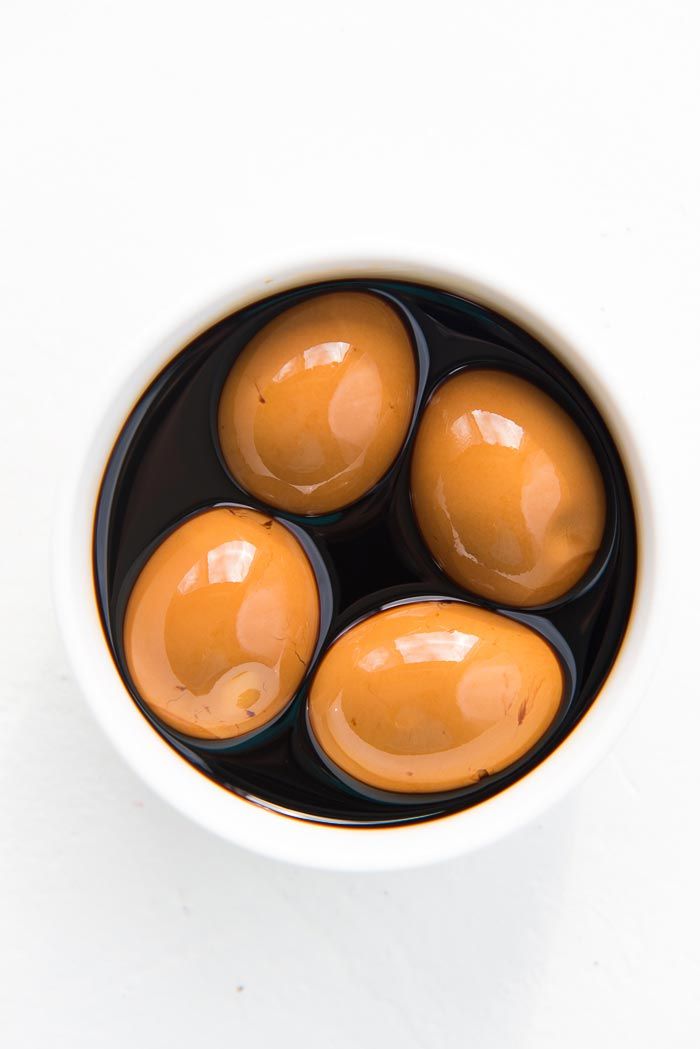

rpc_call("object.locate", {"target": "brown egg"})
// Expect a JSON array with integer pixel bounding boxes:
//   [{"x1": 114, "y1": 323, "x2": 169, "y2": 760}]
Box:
[
  {"x1": 124, "y1": 507, "x2": 319, "y2": 740},
  {"x1": 217, "y1": 291, "x2": 416, "y2": 515},
  {"x1": 410, "y1": 370, "x2": 606, "y2": 607},
  {"x1": 308, "y1": 601, "x2": 563, "y2": 794}
]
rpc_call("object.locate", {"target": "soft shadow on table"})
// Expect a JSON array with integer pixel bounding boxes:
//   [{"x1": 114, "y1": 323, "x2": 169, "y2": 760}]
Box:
[{"x1": 1, "y1": 635, "x2": 577, "y2": 1049}]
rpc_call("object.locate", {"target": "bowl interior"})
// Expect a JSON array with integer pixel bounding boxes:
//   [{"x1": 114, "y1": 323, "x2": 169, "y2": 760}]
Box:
[{"x1": 53, "y1": 257, "x2": 656, "y2": 870}]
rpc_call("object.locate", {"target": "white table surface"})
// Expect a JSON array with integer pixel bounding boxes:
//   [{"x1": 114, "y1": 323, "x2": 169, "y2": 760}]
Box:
[{"x1": 1, "y1": 2, "x2": 698, "y2": 1046}]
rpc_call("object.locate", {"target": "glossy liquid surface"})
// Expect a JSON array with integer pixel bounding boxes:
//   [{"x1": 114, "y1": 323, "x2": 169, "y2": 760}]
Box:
[{"x1": 95, "y1": 279, "x2": 636, "y2": 826}]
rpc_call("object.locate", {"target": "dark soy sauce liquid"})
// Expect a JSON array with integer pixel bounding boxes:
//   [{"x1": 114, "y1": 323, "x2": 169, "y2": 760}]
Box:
[{"x1": 94, "y1": 280, "x2": 636, "y2": 826}]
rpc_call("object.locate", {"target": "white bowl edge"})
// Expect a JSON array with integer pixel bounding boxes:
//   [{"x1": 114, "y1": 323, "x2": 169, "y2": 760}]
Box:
[{"x1": 52, "y1": 253, "x2": 664, "y2": 872}]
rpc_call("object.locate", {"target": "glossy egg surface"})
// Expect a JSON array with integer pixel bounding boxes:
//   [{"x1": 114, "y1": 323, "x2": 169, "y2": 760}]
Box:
[
  {"x1": 411, "y1": 369, "x2": 606, "y2": 606},
  {"x1": 308, "y1": 600, "x2": 563, "y2": 793},
  {"x1": 218, "y1": 291, "x2": 416, "y2": 514},
  {"x1": 124, "y1": 507, "x2": 320, "y2": 740}
]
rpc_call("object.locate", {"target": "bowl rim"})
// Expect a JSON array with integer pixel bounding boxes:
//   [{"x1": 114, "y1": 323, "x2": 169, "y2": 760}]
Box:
[{"x1": 52, "y1": 253, "x2": 660, "y2": 871}]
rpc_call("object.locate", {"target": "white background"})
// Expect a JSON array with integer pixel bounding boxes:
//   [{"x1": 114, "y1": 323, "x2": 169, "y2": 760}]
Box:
[{"x1": 1, "y1": 2, "x2": 698, "y2": 1046}]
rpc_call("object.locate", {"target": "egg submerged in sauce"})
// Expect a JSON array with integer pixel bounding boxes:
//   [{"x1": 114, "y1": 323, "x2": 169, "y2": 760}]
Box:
[
  {"x1": 410, "y1": 369, "x2": 607, "y2": 607},
  {"x1": 308, "y1": 600, "x2": 563, "y2": 794},
  {"x1": 218, "y1": 291, "x2": 417, "y2": 515},
  {"x1": 124, "y1": 507, "x2": 320, "y2": 741}
]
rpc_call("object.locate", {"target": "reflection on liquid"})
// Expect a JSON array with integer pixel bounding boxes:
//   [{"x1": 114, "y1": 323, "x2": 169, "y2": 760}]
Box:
[
  {"x1": 309, "y1": 601, "x2": 563, "y2": 793},
  {"x1": 124, "y1": 508, "x2": 320, "y2": 740},
  {"x1": 218, "y1": 291, "x2": 417, "y2": 514},
  {"x1": 411, "y1": 370, "x2": 606, "y2": 606}
]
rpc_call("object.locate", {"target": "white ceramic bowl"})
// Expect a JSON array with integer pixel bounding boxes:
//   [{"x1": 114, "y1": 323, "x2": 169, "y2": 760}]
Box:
[{"x1": 53, "y1": 256, "x2": 658, "y2": 871}]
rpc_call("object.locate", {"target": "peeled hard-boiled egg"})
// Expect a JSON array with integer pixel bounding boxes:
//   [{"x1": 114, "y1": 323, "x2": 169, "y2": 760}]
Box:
[
  {"x1": 410, "y1": 369, "x2": 606, "y2": 607},
  {"x1": 218, "y1": 291, "x2": 416, "y2": 515},
  {"x1": 308, "y1": 600, "x2": 563, "y2": 794},
  {"x1": 124, "y1": 507, "x2": 319, "y2": 740}
]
